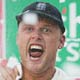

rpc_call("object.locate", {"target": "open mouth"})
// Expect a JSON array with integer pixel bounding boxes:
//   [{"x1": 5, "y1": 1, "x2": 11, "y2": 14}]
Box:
[{"x1": 29, "y1": 44, "x2": 44, "y2": 58}]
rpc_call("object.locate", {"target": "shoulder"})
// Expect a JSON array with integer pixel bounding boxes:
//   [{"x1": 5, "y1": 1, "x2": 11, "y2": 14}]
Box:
[{"x1": 52, "y1": 67, "x2": 74, "y2": 80}]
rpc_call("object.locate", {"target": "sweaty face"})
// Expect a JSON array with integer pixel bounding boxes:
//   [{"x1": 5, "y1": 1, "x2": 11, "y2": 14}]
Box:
[{"x1": 16, "y1": 17, "x2": 65, "y2": 74}]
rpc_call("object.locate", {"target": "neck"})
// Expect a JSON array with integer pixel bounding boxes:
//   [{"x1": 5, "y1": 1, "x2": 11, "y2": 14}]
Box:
[{"x1": 21, "y1": 65, "x2": 56, "y2": 80}]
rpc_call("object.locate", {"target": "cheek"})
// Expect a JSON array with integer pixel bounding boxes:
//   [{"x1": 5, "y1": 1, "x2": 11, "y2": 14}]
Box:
[
  {"x1": 44, "y1": 37, "x2": 60, "y2": 59},
  {"x1": 46, "y1": 37, "x2": 60, "y2": 49},
  {"x1": 46, "y1": 41, "x2": 57, "y2": 58},
  {"x1": 17, "y1": 33, "x2": 29, "y2": 46},
  {"x1": 17, "y1": 34, "x2": 29, "y2": 55}
]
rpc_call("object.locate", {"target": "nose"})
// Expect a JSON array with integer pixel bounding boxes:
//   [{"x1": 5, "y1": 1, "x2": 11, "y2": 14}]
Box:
[{"x1": 30, "y1": 30, "x2": 43, "y2": 41}]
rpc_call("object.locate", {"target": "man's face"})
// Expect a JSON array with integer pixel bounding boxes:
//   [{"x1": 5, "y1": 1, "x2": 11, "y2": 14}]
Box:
[{"x1": 16, "y1": 19, "x2": 65, "y2": 74}]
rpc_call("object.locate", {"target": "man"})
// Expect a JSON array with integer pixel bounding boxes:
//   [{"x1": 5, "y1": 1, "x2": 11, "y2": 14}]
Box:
[{"x1": 0, "y1": 1, "x2": 73, "y2": 80}]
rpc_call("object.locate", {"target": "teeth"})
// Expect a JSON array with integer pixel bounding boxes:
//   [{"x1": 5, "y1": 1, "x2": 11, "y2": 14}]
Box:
[
  {"x1": 29, "y1": 45, "x2": 44, "y2": 57},
  {"x1": 30, "y1": 45, "x2": 42, "y2": 50}
]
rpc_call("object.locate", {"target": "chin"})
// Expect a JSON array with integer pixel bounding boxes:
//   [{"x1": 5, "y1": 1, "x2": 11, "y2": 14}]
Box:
[{"x1": 26, "y1": 63, "x2": 45, "y2": 74}]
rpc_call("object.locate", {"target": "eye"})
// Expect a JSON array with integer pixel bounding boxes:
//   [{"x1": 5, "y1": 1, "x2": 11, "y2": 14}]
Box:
[
  {"x1": 41, "y1": 27, "x2": 51, "y2": 33},
  {"x1": 26, "y1": 27, "x2": 33, "y2": 32},
  {"x1": 43, "y1": 28, "x2": 49, "y2": 32},
  {"x1": 22, "y1": 25, "x2": 34, "y2": 33}
]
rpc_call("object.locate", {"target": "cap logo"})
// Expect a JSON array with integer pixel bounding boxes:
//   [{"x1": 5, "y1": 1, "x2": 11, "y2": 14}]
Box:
[{"x1": 36, "y1": 3, "x2": 46, "y2": 11}]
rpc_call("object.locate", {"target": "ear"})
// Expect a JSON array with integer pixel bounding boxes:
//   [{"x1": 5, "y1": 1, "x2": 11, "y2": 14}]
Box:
[{"x1": 58, "y1": 35, "x2": 65, "y2": 49}]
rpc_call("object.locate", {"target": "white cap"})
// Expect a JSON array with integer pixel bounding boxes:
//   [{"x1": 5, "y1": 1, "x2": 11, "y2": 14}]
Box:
[{"x1": 22, "y1": 12, "x2": 38, "y2": 25}]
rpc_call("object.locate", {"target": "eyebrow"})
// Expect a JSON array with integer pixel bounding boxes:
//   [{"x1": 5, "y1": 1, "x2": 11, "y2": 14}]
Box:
[
  {"x1": 20, "y1": 22, "x2": 35, "y2": 27},
  {"x1": 20, "y1": 21, "x2": 59, "y2": 29},
  {"x1": 42, "y1": 23, "x2": 59, "y2": 29}
]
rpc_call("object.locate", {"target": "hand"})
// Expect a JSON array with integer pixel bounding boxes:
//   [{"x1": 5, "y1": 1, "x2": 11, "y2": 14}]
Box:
[{"x1": 0, "y1": 59, "x2": 18, "y2": 80}]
